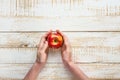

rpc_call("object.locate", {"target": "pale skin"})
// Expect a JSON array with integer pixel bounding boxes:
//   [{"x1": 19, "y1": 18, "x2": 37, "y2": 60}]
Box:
[{"x1": 24, "y1": 30, "x2": 89, "y2": 80}]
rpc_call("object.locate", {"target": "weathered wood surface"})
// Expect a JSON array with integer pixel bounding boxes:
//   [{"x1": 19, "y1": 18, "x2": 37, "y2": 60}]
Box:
[
  {"x1": 0, "y1": 47, "x2": 120, "y2": 63},
  {"x1": 0, "y1": 64, "x2": 120, "y2": 80},
  {"x1": 0, "y1": 32, "x2": 120, "y2": 79},
  {"x1": 0, "y1": 16, "x2": 120, "y2": 31},
  {"x1": 0, "y1": 0, "x2": 120, "y2": 80},
  {"x1": 0, "y1": 32, "x2": 119, "y2": 48},
  {"x1": 0, "y1": 0, "x2": 120, "y2": 16},
  {"x1": 0, "y1": 32, "x2": 120, "y2": 64}
]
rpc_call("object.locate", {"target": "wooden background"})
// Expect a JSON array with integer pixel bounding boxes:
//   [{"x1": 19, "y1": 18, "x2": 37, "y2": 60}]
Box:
[{"x1": 0, "y1": 0, "x2": 120, "y2": 80}]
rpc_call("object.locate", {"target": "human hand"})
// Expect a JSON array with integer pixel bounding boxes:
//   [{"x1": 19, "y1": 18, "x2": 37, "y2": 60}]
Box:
[
  {"x1": 24, "y1": 30, "x2": 52, "y2": 80},
  {"x1": 36, "y1": 30, "x2": 52, "y2": 64},
  {"x1": 56, "y1": 30, "x2": 89, "y2": 80},
  {"x1": 56, "y1": 30, "x2": 72, "y2": 65}
]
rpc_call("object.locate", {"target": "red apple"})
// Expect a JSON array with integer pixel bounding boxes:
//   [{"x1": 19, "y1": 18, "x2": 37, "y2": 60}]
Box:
[{"x1": 47, "y1": 32, "x2": 63, "y2": 48}]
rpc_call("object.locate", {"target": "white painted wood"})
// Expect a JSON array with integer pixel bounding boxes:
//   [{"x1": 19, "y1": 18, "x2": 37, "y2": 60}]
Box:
[
  {"x1": 0, "y1": 32, "x2": 119, "y2": 48},
  {"x1": 0, "y1": 0, "x2": 119, "y2": 80},
  {"x1": 0, "y1": 63, "x2": 120, "y2": 80},
  {"x1": 0, "y1": 32, "x2": 119, "y2": 63},
  {"x1": 0, "y1": 46, "x2": 120, "y2": 63},
  {"x1": 0, "y1": 0, "x2": 120, "y2": 16},
  {"x1": 0, "y1": 16, "x2": 120, "y2": 31}
]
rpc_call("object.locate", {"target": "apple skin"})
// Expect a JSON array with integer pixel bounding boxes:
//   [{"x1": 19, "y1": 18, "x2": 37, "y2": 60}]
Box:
[{"x1": 47, "y1": 32, "x2": 63, "y2": 48}]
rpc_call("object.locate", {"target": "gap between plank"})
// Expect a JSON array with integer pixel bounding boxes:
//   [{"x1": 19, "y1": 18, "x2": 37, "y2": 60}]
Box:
[
  {"x1": 0, "y1": 62, "x2": 120, "y2": 64},
  {"x1": 0, "y1": 31, "x2": 120, "y2": 33}
]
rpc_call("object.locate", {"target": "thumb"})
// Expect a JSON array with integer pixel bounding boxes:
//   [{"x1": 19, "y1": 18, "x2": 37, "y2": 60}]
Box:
[{"x1": 42, "y1": 41, "x2": 48, "y2": 51}]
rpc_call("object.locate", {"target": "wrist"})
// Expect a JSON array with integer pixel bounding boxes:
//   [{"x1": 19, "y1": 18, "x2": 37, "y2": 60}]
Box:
[
  {"x1": 63, "y1": 60, "x2": 73, "y2": 67},
  {"x1": 36, "y1": 56, "x2": 47, "y2": 64},
  {"x1": 66, "y1": 61, "x2": 74, "y2": 66},
  {"x1": 35, "y1": 60, "x2": 46, "y2": 66}
]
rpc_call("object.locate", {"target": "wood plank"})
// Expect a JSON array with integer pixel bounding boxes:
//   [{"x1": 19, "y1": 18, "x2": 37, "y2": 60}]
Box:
[
  {"x1": 0, "y1": 63, "x2": 120, "y2": 80},
  {"x1": 0, "y1": 46, "x2": 120, "y2": 63},
  {"x1": 0, "y1": 32, "x2": 119, "y2": 63},
  {"x1": 0, "y1": 16, "x2": 120, "y2": 31},
  {"x1": 0, "y1": 32, "x2": 119, "y2": 48},
  {"x1": 0, "y1": 0, "x2": 120, "y2": 16}
]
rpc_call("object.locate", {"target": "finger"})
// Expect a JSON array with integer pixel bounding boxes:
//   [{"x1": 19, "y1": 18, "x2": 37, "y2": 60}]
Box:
[
  {"x1": 56, "y1": 30, "x2": 70, "y2": 46},
  {"x1": 43, "y1": 30, "x2": 52, "y2": 38},
  {"x1": 56, "y1": 30, "x2": 64, "y2": 37},
  {"x1": 41, "y1": 30, "x2": 52, "y2": 43},
  {"x1": 42, "y1": 41, "x2": 48, "y2": 51},
  {"x1": 39, "y1": 30, "x2": 52, "y2": 47},
  {"x1": 56, "y1": 30, "x2": 68, "y2": 41}
]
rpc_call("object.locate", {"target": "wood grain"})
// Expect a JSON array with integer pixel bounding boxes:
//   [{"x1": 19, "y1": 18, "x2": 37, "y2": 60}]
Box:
[
  {"x1": 0, "y1": 32, "x2": 119, "y2": 63},
  {"x1": 0, "y1": 0, "x2": 120, "y2": 80},
  {"x1": 0, "y1": 46, "x2": 119, "y2": 63},
  {"x1": 0, "y1": 0, "x2": 120, "y2": 16},
  {"x1": 0, "y1": 63, "x2": 120, "y2": 80},
  {"x1": 0, "y1": 32, "x2": 119, "y2": 48},
  {"x1": 0, "y1": 16, "x2": 120, "y2": 31}
]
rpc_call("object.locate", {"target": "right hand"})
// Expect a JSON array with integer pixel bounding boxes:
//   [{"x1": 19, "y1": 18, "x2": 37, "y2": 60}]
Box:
[
  {"x1": 56, "y1": 30, "x2": 72, "y2": 65},
  {"x1": 36, "y1": 30, "x2": 52, "y2": 64}
]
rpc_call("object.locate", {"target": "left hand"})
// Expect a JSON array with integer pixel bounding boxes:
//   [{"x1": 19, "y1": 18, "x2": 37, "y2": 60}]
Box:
[
  {"x1": 56, "y1": 30, "x2": 72, "y2": 65},
  {"x1": 36, "y1": 30, "x2": 52, "y2": 64}
]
